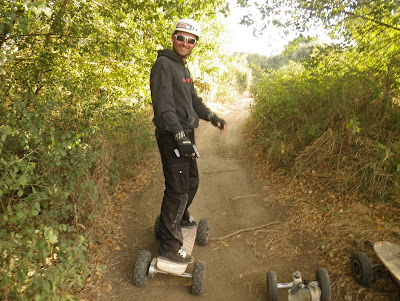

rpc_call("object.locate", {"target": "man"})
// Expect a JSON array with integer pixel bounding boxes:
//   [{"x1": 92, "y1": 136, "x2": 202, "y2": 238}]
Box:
[{"x1": 150, "y1": 18, "x2": 227, "y2": 264}]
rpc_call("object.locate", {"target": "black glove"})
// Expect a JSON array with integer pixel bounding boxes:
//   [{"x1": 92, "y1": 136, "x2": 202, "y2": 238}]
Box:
[
  {"x1": 208, "y1": 112, "x2": 226, "y2": 130},
  {"x1": 174, "y1": 132, "x2": 195, "y2": 157}
]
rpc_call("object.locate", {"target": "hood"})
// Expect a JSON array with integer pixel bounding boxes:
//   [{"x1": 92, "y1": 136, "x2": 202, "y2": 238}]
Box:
[{"x1": 157, "y1": 49, "x2": 185, "y2": 64}]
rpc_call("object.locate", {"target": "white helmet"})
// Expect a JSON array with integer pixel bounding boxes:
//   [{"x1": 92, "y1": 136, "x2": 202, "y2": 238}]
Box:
[{"x1": 173, "y1": 18, "x2": 201, "y2": 39}]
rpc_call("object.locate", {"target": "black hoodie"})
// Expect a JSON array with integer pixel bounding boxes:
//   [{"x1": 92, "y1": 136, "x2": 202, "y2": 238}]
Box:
[{"x1": 150, "y1": 49, "x2": 211, "y2": 136}]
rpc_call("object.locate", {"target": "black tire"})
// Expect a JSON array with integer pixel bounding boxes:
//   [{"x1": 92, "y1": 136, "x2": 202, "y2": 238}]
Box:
[
  {"x1": 350, "y1": 251, "x2": 373, "y2": 286},
  {"x1": 316, "y1": 267, "x2": 331, "y2": 301},
  {"x1": 133, "y1": 250, "x2": 152, "y2": 287},
  {"x1": 154, "y1": 216, "x2": 160, "y2": 240},
  {"x1": 266, "y1": 271, "x2": 278, "y2": 301},
  {"x1": 192, "y1": 261, "x2": 206, "y2": 295},
  {"x1": 196, "y1": 219, "x2": 209, "y2": 246}
]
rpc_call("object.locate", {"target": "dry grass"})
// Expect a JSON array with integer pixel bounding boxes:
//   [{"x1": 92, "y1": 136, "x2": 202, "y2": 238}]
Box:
[
  {"x1": 293, "y1": 128, "x2": 397, "y2": 201},
  {"x1": 243, "y1": 138, "x2": 400, "y2": 301},
  {"x1": 79, "y1": 139, "x2": 160, "y2": 300}
]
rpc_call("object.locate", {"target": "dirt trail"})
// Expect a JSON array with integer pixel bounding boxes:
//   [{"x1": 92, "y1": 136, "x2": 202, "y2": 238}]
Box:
[{"x1": 94, "y1": 96, "x2": 308, "y2": 301}]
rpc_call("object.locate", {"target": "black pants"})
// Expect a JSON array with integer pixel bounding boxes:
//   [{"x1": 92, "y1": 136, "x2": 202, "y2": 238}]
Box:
[{"x1": 156, "y1": 131, "x2": 199, "y2": 255}]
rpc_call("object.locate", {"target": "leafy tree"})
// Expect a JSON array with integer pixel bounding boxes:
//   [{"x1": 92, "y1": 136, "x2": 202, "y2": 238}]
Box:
[
  {"x1": 245, "y1": 35, "x2": 322, "y2": 74},
  {"x1": 234, "y1": 0, "x2": 400, "y2": 35},
  {"x1": 0, "y1": 0, "x2": 235, "y2": 299},
  {"x1": 245, "y1": 0, "x2": 400, "y2": 201}
]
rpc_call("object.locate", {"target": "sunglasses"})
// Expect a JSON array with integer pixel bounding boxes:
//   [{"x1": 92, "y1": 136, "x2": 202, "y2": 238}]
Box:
[{"x1": 174, "y1": 34, "x2": 197, "y2": 45}]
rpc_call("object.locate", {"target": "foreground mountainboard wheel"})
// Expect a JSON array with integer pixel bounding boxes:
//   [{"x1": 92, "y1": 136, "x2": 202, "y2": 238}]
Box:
[
  {"x1": 350, "y1": 251, "x2": 374, "y2": 286},
  {"x1": 266, "y1": 271, "x2": 278, "y2": 301},
  {"x1": 351, "y1": 241, "x2": 400, "y2": 287},
  {"x1": 133, "y1": 217, "x2": 209, "y2": 295}
]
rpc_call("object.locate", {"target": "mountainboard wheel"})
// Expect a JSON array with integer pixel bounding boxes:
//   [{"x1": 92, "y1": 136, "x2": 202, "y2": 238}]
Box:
[
  {"x1": 191, "y1": 260, "x2": 206, "y2": 295},
  {"x1": 266, "y1": 271, "x2": 278, "y2": 301},
  {"x1": 196, "y1": 219, "x2": 209, "y2": 246},
  {"x1": 316, "y1": 267, "x2": 331, "y2": 301},
  {"x1": 350, "y1": 251, "x2": 373, "y2": 286},
  {"x1": 133, "y1": 250, "x2": 152, "y2": 286},
  {"x1": 154, "y1": 215, "x2": 160, "y2": 240}
]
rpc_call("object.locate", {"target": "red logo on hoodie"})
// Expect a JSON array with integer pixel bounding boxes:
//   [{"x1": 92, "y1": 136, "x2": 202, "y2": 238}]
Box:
[{"x1": 182, "y1": 78, "x2": 191, "y2": 83}]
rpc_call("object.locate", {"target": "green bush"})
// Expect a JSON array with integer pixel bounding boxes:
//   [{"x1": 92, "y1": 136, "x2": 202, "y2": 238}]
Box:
[
  {"x1": 0, "y1": 97, "x2": 98, "y2": 300},
  {"x1": 248, "y1": 58, "x2": 400, "y2": 201},
  {"x1": 0, "y1": 90, "x2": 154, "y2": 300}
]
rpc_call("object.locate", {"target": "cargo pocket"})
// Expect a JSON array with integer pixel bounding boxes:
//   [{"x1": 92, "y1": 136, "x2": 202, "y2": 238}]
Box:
[{"x1": 165, "y1": 163, "x2": 190, "y2": 194}]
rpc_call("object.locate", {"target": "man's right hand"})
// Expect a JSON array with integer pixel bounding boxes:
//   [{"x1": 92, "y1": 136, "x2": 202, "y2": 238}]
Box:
[{"x1": 174, "y1": 133, "x2": 195, "y2": 157}]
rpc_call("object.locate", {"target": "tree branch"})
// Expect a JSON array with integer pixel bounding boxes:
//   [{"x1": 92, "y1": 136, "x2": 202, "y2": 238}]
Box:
[
  {"x1": 344, "y1": 11, "x2": 400, "y2": 32},
  {"x1": 0, "y1": 33, "x2": 86, "y2": 39},
  {"x1": 209, "y1": 221, "x2": 281, "y2": 241}
]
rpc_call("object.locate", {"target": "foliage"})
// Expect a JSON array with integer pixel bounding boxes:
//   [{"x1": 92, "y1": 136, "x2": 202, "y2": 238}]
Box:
[
  {"x1": 249, "y1": 54, "x2": 400, "y2": 200},
  {"x1": 188, "y1": 14, "x2": 251, "y2": 102},
  {"x1": 0, "y1": 0, "x2": 234, "y2": 299},
  {"x1": 247, "y1": 0, "x2": 400, "y2": 201},
  {"x1": 246, "y1": 35, "x2": 321, "y2": 71},
  {"x1": 233, "y1": 0, "x2": 400, "y2": 38}
]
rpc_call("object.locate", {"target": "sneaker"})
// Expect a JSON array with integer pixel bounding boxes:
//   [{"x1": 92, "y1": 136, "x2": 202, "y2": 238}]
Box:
[
  {"x1": 158, "y1": 248, "x2": 194, "y2": 264},
  {"x1": 180, "y1": 220, "x2": 197, "y2": 228}
]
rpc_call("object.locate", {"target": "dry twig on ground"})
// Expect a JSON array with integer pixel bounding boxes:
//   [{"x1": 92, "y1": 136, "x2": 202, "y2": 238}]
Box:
[{"x1": 210, "y1": 221, "x2": 281, "y2": 241}]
